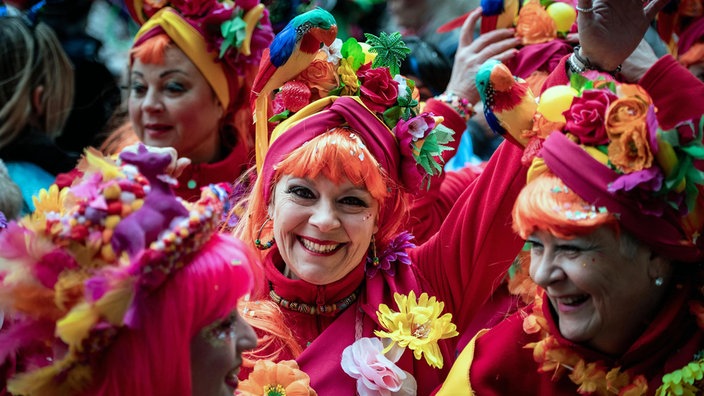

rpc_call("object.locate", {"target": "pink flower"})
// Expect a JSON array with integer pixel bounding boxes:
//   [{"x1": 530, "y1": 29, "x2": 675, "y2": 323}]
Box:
[
  {"x1": 394, "y1": 113, "x2": 436, "y2": 142},
  {"x1": 357, "y1": 64, "x2": 398, "y2": 113},
  {"x1": 563, "y1": 89, "x2": 617, "y2": 145},
  {"x1": 341, "y1": 337, "x2": 415, "y2": 396}
]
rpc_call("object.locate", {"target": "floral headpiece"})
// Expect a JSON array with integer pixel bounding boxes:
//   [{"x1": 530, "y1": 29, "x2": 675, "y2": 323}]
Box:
[
  {"x1": 0, "y1": 146, "x2": 235, "y2": 393},
  {"x1": 481, "y1": 0, "x2": 576, "y2": 44},
  {"x1": 439, "y1": 0, "x2": 577, "y2": 45},
  {"x1": 489, "y1": 60, "x2": 704, "y2": 262},
  {"x1": 261, "y1": 27, "x2": 455, "y2": 191},
  {"x1": 127, "y1": 0, "x2": 274, "y2": 111}
]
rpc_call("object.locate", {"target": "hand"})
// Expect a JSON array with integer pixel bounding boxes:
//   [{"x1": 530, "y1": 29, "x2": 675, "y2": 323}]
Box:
[
  {"x1": 576, "y1": 0, "x2": 669, "y2": 72},
  {"x1": 619, "y1": 38, "x2": 660, "y2": 82},
  {"x1": 445, "y1": 7, "x2": 521, "y2": 105},
  {"x1": 120, "y1": 144, "x2": 191, "y2": 178}
]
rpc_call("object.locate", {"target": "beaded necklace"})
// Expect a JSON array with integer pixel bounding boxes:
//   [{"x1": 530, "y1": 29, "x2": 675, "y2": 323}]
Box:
[{"x1": 268, "y1": 282, "x2": 360, "y2": 315}]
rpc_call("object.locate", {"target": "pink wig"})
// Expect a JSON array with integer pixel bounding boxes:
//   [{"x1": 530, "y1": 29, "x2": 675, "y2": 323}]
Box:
[{"x1": 87, "y1": 233, "x2": 259, "y2": 395}]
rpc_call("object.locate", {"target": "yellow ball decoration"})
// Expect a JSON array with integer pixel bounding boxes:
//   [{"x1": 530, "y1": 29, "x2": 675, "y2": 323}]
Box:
[
  {"x1": 537, "y1": 85, "x2": 579, "y2": 123},
  {"x1": 103, "y1": 184, "x2": 122, "y2": 200},
  {"x1": 546, "y1": 2, "x2": 576, "y2": 33}
]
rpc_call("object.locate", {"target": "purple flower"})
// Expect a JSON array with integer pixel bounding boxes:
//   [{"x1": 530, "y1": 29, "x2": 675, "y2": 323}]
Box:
[
  {"x1": 366, "y1": 232, "x2": 415, "y2": 278},
  {"x1": 608, "y1": 166, "x2": 663, "y2": 193},
  {"x1": 0, "y1": 212, "x2": 6, "y2": 230},
  {"x1": 394, "y1": 113, "x2": 437, "y2": 143}
]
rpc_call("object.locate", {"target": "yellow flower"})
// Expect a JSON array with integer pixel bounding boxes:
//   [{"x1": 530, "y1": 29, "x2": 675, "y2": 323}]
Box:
[
  {"x1": 338, "y1": 58, "x2": 359, "y2": 97},
  {"x1": 24, "y1": 184, "x2": 68, "y2": 233},
  {"x1": 374, "y1": 291, "x2": 458, "y2": 369}
]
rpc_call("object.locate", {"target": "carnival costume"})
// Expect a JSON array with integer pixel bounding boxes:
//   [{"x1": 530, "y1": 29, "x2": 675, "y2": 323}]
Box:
[
  {"x1": 236, "y1": 18, "x2": 529, "y2": 395},
  {"x1": 0, "y1": 145, "x2": 254, "y2": 394},
  {"x1": 436, "y1": 53, "x2": 704, "y2": 395},
  {"x1": 103, "y1": 0, "x2": 275, "y2": 201}
]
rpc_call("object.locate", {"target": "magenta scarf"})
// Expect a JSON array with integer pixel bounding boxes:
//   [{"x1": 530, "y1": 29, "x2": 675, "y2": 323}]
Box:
[
  {"x1": 541, "y1": 132, "x2": 704, "y2": 262},
  {"x1": 261, "y1": 96, "x2": 400, "y2": 203}
]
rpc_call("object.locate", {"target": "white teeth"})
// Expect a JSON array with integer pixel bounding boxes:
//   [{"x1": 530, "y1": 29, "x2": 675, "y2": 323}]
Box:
[
  {"x1": 301, "y1": 238, "x2": 339, "y2": 253},
  {"x1": 559, "y1": 295, "x2": 588, "y2": 305}
]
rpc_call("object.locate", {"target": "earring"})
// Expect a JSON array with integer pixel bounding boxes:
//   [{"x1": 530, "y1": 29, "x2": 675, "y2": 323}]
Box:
[
  {"x1": 369, "y1": 235, "x2": 379, "y2": 267},
  {"x1": 254, "y1": 217, "x2": 275, "y2": 250},
  {"x1": 654, "y1": 277, "x2": 664, "y2": 287}
]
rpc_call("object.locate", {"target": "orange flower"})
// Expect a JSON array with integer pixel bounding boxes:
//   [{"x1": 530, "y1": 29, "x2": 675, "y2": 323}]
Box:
[
  {"x1": 619, "y1": 375, "x2": 648, "y2": 396},
  {"x1": 570, "y1": 360, "x2": 608, "y2": 394},
  {"x1": 238, "y1": 360, "x2": 317, "y2": 396},
  {"x1": 527, "y1": 112, "x2": 565, "y2": 140},
  {"x1": 607, "y1": 125, "x2": 653, "y2": 173},
  {"x1": 297, "y1": 52, "x2": 340, "y2": 99},
  {"x1": 516, "y1": 1, "x2": 557, "y2": 45},
  {"x1": 605, "y1": 86, "x2": 652, "y2": 138}
]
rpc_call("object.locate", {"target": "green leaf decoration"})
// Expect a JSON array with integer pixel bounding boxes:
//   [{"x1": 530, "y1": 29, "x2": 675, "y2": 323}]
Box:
[
  {"x1": 364, "y1": 31, "x2": 411, "y2": 76},
  {"x1": 383, "y1": 106, "x2": 402, "y2": 129},
  {"x1": 328, "y1": 85, "x2": 344, "y2": 96},
  {"x1": 268, "y1": 109, "x2": 290, "y2": 123},
  {"x1": 220, "y1": 15, "x2": 247, "y2": 59},
  {"x1": 540, "y1": 0, "x2": 554, "y2": 8},
  {"x1": 413, "y1": 123, "x2": 455, "y2": 184},
  {"x1": 341, "y1": 37, "x2": 365, "y2": 71},
  {"x1": 656, "y1": 359, "x2": 704, "y2": 396}
]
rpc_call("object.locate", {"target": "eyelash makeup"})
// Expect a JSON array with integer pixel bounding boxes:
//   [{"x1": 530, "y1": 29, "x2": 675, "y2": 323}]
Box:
[{"x1": 203, "y1": 311, "x2": 238, "y2": 347}]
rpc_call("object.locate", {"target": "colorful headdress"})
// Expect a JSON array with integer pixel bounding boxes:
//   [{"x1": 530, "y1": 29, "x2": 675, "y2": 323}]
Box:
[
  {"x1": 127, "y1": 0, "x2": 274, "y2": 111},
  {"x1": 438, "y1": 0, "x2": 575, "y2": 92},
  {"x1": 482, "y1": 61, "x2": 704, "y2": 262},
  {"x1": 256, "y1": 17, "x2": 455, "y2": 192},
  {"x1": 0, "y1": 146, "x2": 253, "y2": 393}
]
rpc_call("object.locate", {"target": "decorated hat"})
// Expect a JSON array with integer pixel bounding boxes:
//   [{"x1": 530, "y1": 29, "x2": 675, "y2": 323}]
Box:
[
  {"x1": 0, "y1": 145, "x2": 253, "y2": 393},
  {"x1": 255, "y1": 13, "x2": 455, "y2": 194},
  {"x1": 480, "y1": 61, "x2": 704, "y2": 262},
  {"x1": 126, "y1": 0, "x2": 274, "y2": 112},
  {"x1": 438, "y1": 1, "x2": 575, "y2": 92}
]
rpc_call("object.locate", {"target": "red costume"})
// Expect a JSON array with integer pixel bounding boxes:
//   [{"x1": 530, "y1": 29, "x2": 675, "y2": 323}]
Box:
[{"x1": 435, "y1": 55, "x2": 704, "y2": 395}]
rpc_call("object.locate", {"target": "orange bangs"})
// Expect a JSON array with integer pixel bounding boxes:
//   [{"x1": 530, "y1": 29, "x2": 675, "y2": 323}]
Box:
[
  {"x1": 275, "y1": 128, "x2": 389, "y2": 203},
  {"x1": 512, "y1": 172, "x2": 618, "y2": 240},
  {"x1": 130, "y1": 33, "x2": 172, "y2": 65}
]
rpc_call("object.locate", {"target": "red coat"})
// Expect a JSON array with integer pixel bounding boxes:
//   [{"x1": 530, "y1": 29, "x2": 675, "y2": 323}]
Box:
[
  {"x1": 435, "y1": 55, "x2": 704, "y2": 395},
  {"x1": 243, "y1": 133, "x2": 528, "y2": 394}
]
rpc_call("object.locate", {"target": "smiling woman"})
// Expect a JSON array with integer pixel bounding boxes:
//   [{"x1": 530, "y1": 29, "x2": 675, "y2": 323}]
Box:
[
  {"x1": 100, "y1": 0, "x2": 274, "y2": 202},
  {"x1": 436, "y1": 0, "x2": 704, "y2": 391},
  {"x1": 229, "y1": 15, "x2": 532, "y2": 392}
]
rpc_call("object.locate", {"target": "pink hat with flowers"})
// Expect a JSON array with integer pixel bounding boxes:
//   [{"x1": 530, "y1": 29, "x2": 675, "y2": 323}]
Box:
[
  {"x1": 482, "y1": 61, "x2": 704, "y2": 262},
  {"x1": 258, "y1": 17, "x2": 456, "y2": 195}
]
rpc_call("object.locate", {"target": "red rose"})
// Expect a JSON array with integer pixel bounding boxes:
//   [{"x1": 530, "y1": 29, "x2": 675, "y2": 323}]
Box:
[
  {"x1": 357, "y1": 64, "x2": 399, "y2": 113},
  {"x1": 563, "y1": 89, "x2": 617, "y2": 145}
]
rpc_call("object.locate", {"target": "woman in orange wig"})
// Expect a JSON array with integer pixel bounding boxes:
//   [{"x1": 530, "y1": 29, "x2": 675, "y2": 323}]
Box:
[
  {"x1": 436, "y1": 0, "x2": 704, "y2": 393},
  {"x1": 100, "y1": 0, "x2": 274, "y2": 202}
]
